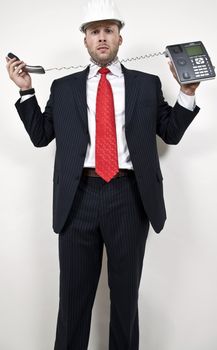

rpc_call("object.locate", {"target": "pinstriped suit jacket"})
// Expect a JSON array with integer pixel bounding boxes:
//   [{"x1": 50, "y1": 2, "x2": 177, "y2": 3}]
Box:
[{"x1": 15, "y1": 64, "x2": 200, "y2": 233}]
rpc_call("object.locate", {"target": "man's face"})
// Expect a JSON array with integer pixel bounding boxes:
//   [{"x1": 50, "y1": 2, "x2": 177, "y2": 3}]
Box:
[{"x1": 84, "y1": 21, "x2": 123, "y2": 66}]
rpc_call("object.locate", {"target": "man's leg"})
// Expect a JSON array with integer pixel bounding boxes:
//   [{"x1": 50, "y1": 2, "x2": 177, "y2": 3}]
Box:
[
  {"x1": 100, "y1": 173, "x2": 149, "y2": 350},
  {"x1": 54, "y1": 176, "x2": 104, "y2": 350}
]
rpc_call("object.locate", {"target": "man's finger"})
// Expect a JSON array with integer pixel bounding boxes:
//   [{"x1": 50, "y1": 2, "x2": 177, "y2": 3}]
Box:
[
  {"x1": 11, "y1": 62, "x2": 26, "y2": 76},
  {"x1": 19, "y1": 71, "x2": 26, "y2": 77}
]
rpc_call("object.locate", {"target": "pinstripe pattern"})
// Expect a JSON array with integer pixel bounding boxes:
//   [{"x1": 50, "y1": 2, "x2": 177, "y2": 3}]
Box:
[
  {"x1": 14, "y1": 64, "x2": 200, "y2": 349},
  {"x1": 15, "y1": 64, "x2": 200, "y2": 234},
  {"x1": 54, "y1": 172, "x2": 149, "y2": 350}
]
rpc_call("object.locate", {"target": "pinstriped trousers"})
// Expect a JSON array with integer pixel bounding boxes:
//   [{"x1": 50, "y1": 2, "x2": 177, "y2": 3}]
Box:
[{"x1": 54, "y1": 171, "x2": 149, "y2": 350}]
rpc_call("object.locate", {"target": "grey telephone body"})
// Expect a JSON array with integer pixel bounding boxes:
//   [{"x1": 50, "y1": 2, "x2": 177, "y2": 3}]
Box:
[{"x1": 165, "y1": 41, "x2": 215, "y2": 84}]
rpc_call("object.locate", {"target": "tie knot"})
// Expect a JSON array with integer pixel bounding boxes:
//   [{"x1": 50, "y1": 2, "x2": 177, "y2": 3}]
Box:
[{"x1": 98, "y1": 67, "x2": 110, "y2": 75}]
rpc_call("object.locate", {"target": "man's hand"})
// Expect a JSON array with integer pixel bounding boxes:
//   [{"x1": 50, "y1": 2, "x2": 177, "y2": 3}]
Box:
[
  {"x1": 168, "y1": 61, "x2": 200, "y2": 96},
  {"x1": 6, "y1": 57, "x2": 32, "y2": 90}
]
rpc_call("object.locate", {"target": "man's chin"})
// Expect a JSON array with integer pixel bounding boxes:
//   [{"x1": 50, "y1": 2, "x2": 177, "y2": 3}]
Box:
[
  {"x1": 94, "y1": 55, "x2": 115, "y2": 66},
  {"x1": 97, "y1": 55, "x2": 110, "y2": 63}
]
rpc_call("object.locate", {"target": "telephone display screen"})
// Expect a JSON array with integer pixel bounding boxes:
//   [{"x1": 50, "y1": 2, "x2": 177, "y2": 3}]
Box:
[{"x1": 185, "y1": 45, "x2": 204, "y2": 56}]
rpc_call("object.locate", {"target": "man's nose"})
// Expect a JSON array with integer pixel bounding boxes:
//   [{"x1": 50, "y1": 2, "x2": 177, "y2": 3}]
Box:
[{"x1": 98, "y1": 31, "x2": 106, "y2": 42}]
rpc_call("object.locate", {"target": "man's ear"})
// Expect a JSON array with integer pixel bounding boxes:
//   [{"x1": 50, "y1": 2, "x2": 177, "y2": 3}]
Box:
[
  {"x1": 119, "y1": 35, "x2": 123, "y2": 46},
  {"x1": 84, "y1": 37, "x2": 87, "y2": 47}
]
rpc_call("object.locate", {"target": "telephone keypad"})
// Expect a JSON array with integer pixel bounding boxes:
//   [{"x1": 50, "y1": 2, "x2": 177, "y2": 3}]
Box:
[{"x1": 190, "y1": 55, "x2": 213, "y2": 78}]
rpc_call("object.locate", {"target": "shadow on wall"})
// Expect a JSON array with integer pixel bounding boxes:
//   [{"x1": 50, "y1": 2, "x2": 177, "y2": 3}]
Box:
[{"x1": 157, "y1": 136, "x2": 169, "y2": 159}]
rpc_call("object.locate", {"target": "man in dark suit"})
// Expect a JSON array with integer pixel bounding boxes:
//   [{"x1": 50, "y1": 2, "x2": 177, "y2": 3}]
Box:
[{"x1": 6, "y1": 5, "x2": 200, "y2": 349}]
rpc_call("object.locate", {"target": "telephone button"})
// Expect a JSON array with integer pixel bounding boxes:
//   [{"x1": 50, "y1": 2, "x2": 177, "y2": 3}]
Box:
[
  {"x1": 177, "y1": 58, "x2": 187, "y2": 66},
  {"x1": 173, "y1": 46, "x2": 182, "y2": 54},
  {"x1": 195, "y1": 57, "x2": 205, "y2": 64},
  {"x1": 183, "y1": 72, "x2": 191, "y2": 79}
]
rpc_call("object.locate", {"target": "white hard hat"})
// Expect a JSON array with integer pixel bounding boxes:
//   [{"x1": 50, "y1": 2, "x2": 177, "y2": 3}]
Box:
[{"x1": 80, "y1": 0, "x2": 125, "y2": 32}]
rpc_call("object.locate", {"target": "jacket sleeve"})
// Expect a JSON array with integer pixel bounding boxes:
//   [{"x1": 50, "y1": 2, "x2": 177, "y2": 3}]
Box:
[
  {"x1": 15, "y1": 82, "x2": 55, "y2": 147},
  {"x1": 155, "y1": 76, "x2": 200, "y2": 145}
]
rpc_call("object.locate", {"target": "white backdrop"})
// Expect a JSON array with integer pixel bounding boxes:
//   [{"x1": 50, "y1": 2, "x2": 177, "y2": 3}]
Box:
[{"x1": 1, "y1": 0, "x2": 217, "y2": 349}]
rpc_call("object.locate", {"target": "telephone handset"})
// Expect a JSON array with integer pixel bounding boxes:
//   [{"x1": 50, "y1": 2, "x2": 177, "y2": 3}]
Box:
[
  {"x1": 7, "y1": 41, "x2": 216, "y2": 84},
  {"x1": 165, "y1": 41, "x2": 216, "y2": 84},
  {"x1": 7, "y1": 52, "x2": 45, "y2": 74}
]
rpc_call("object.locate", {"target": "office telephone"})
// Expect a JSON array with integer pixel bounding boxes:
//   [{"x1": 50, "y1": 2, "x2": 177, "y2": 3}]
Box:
[
  {"x1": 7, "y1": 41, "x2": 215, "y2": 84},
  {"x1": 165, "y1": 41, "x2": 215, "y2": 84}
]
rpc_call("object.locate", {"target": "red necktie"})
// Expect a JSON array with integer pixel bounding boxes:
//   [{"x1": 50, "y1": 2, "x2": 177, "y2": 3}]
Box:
[{"x1": 95, "y1": 67, "x2": 119, "y2": 182}]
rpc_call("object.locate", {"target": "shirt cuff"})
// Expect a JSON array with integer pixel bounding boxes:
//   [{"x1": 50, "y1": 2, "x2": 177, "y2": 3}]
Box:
[
  {"x1": 177, "y1": 90, "x2": 196, "y2": 111},
  {"x1": 20, "y1": 94, "x2": 35, "y2": 103}
]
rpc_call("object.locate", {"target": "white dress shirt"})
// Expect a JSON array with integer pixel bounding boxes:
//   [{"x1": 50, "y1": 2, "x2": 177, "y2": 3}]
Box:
[
  {"x1": 21, "y1": 60, "x2": 196, "y2": 170},
  {"x1": 84, "y1": 60, "x2": 195, "y2": 169}
]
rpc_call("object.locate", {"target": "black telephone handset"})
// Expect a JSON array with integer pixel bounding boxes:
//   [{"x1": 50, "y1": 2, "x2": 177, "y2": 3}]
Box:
[
  {"x1": 7, "y1": 52, "x2": 45, "y2": 74},
  {"x1": 165, "y1": 41, "x2": 215, "y2": 84}
]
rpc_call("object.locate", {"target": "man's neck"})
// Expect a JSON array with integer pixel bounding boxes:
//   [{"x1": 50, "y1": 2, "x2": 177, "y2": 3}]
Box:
[{"x1": 90, "y1": 56, "x2": 119, "y2": 67}]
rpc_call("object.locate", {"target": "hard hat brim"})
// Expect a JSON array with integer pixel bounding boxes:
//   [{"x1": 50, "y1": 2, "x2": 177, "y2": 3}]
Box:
[{"x1": 80, "y1": 19, "x2": 125, "y2": 32}]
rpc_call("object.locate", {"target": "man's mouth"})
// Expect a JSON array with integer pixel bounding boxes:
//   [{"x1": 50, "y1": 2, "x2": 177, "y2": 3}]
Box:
[{"x1": 97, "y1": 46, "x2": 109, "y2": 51}]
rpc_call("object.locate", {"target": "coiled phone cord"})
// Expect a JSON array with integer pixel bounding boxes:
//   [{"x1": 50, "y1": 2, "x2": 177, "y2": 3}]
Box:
[{"x1": 45, "y1": 51, "x2": 166, "y2": 72}]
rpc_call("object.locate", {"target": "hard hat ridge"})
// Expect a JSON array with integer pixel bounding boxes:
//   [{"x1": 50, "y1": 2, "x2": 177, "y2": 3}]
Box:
[{"x1": 80, "y1": 0, "x2": 125, "y2": 32}]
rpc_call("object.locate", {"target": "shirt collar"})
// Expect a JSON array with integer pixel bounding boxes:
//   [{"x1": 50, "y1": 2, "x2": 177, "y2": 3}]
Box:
[{"x1": 88, "y1": 58, "x2": 123, "y2": 79}]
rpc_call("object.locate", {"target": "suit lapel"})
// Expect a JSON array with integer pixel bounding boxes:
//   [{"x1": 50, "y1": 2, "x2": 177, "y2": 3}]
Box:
[
  {"x1": 121, "y1": 64, "x2": 139, "y2": 128},
  {"x1": 69, "y1": 66, "x2": 90, "y2": 130},
  {"x1": 68, "y1": 64, "x2": 139, "y2": 130}
]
